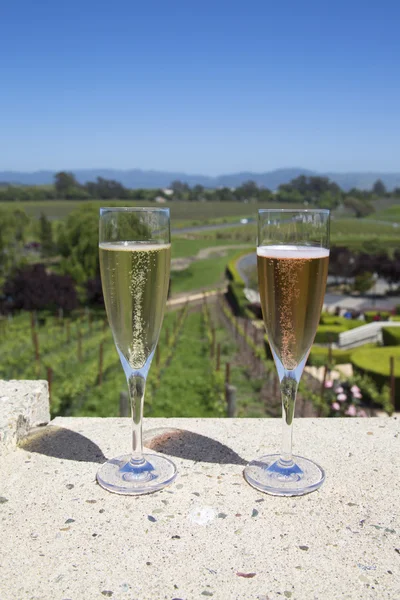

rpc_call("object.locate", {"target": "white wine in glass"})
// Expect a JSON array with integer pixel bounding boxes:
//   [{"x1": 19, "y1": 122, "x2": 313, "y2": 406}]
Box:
[
  {"x1": 244, "y1": 210, "x2": 330, "y2": 496},
  {"x1": 97, "y1": 208, "x2": 176, "y2": 495}
]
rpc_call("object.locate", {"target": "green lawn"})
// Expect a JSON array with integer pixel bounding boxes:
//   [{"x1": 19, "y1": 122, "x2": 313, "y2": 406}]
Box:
[{"x1": 170, "y1": 249, "x2": 243, "y2": 294}]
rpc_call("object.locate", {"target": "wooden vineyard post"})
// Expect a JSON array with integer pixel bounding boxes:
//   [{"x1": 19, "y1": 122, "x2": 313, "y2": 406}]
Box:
[
  {"x1": 390, "y1": 356, "x2": 395, "y2": 409},
  {"x1": 216, "y1": 343, "x2": 221, "y2": 371},
  {"x1": 225, "y1": 362, "x2": 231, "y2": 385},
  {"x1": 77, "y1": 330, "x2": 82, "y2": 362},
  {"x1": 30, "y1": 312, "x2": 35, "y2": 333},
  {"x1": 119, "y1": 391, "x2": 129, "y2": 417},
  {"x1": 47, "y1": 367, "x2": 53, "y2": 404},
  {"x1": 224, "y1": 360, "x2": 236, "y2": 416},
  {"x1": 58, "y1": 307, "x2": 63, "y2": 322},
  {"x1": 32, "y1": 332, "x2": 40, "y2": 363},
  {"x1": 98, "y1": 342, "x2": 104, "y2": 386},
  {"x1": 226, "y1": 384, "x2": 237, "y2": 417},
  {"x1": 210, "y1": 328, "x2": 216, "y2": 358},
  {"x1": 156, "y1": 344, "x2": 160, "y2": 368}
]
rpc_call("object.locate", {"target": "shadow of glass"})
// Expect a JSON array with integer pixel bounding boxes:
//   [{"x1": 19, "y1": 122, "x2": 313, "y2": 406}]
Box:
[
  {"x1": 20, "y1": 426, "x2": 106, "y2": 464},
  {"x1": 144, "y1": 427, "x2": 247, "y2": 466}
]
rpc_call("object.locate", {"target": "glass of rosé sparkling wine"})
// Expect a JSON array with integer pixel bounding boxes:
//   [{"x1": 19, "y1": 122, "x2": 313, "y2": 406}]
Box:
[{"x1": 244, "y1": 209, "x2": 330, "y2": 496}]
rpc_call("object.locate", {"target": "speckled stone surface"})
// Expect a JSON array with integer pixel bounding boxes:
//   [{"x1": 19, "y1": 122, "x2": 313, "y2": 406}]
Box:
[
  {"x1": 0, "y1": 417, "x2": 399, "y2": 600},
  {"x1": 0, "y1": 380, "x2": 49, "y2": 456}
]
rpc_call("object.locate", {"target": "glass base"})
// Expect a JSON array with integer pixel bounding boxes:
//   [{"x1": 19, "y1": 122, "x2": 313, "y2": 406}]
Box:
[
  {"x1": 244, "y1": 454, "x2": 325, "y2": 496},
  {"x1": 97, "y1": 453, "x2": 177, "y2": 496}
]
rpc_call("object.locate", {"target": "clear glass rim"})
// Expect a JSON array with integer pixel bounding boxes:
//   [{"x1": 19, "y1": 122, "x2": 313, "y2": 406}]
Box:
[
  {"x1": 258, "y1": 208, "x2": 330, "y2": 214},
  {"x1": 100, "y1": 207, "x2": 170, "y2": 214}
]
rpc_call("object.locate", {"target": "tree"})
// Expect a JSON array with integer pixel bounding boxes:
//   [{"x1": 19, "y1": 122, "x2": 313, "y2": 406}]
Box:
[
  {"x1": 235, "y1": 180, "x2": 259, "y2": 201},
  {"x1": 170, "y1": 180, "x2": 190, "y2": 199},
  {"x1": 39, "y1": 212, "x2": 54, "y2": 257},
  {"x1": 54, "y1": 172, "x2": 79, "y2": 196},
  {"x1": 343, "y1": 196, "x2": 375, "y2": 218},
  {"x1": 85, "y1": 177, "x2": 129, "y2": 199},
  {"x1": 189, "y1": 185, "x2": 205, "y2": 201},
  {"x1": 372, "y1": 179, "x2": 387, "y2": 196},
  {"x1": 57, "y1": 204, "x2": 149, "y2": 284},
  {"x1": 0, "y1": 207, "x2": 29, "y2": 283}
]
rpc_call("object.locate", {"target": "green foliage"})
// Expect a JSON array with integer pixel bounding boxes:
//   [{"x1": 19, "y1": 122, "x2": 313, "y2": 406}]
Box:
[
  {"x1": 307, "y1": 346, "x2": 353, "y2": 367},
  {"x1": 372, "y1": 179, "x2": 387, "y2": 196},
  {"x1": 39, "y1": 212, "x2": 54, "y2": 256},
  {"x1": 349, "y1": 372, "x2": 392, "y2": 415},
  {"x1": 314, "y1": 323, "x2": 360, "y2": 344},
  {"x1": 343, "y1": 196, "x2": 375, "y2": 218},
  {"x1": 0, "y1": 207, "x2": 30, "y2": 283},
  {"x1": 354, "y1": 271, "x2": 374, "y2": 293},
  {"x1": 57, "y1": 204, "x2": 100, "y2": 283},
  {"x1": 382, "y1": 327, "x2": 400, "y2": 347},
  {"x1": 351, "y1": 345, "x2": 398, "y2": 411},
  {"x1": 150, "y1": 310, "x2": 225, "y2": 417},
  {"x1": 363, "y1": 311, "x2": 390, "y2": 323}
]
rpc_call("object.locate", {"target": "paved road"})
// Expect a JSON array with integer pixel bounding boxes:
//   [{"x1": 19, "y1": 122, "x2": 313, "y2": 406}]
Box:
[{"x1": 172, "y1": 218, "x2": 255, "y2": 235}]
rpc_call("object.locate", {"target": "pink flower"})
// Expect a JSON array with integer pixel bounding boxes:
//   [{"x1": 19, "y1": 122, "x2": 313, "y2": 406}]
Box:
[
  {"x1": 325, "y1": 380, "x2": 333, "y2": 388},
  {"x1": 345, "y1": 405, "x2": 357, "y2": 417},
  {"x1": 336, "y1": 386, "x2": 344, "y2": 393},
  {"x1": 337, "y1": 393, "x2": 347, "y2": 402},
  {"x1": 357, "y1": 409, "x2": 367, "y2": 418},
  {"x1": 351, "y1": 385, "x2": 360, "y2": 394},
  {"x1": 332, "y1": 402, "x2": 341, "y2": 411},
  {"x1": 352, "y1": 391, "x2": 362, "y2": 399}
]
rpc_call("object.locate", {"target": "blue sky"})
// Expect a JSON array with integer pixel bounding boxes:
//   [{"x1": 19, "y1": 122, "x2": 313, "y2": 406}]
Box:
[{"x1": 1, "y1": 0, "x2": 399, "y2": 174}]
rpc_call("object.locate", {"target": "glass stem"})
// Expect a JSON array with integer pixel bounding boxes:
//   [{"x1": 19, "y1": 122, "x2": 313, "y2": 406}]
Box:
[
  {"x1": 279, "y1": 371, "x2": 299, "y2": 466},
  {"x1": 128, "y1": 372, "x2": 146, "y2": 465}
]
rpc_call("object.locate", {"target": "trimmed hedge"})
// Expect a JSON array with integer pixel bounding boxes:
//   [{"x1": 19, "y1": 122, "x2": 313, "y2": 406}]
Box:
[
  {"x1": 225, "y1": 250, "x2": 253, "y2": 284},
  {"x1": 351, "y1": 345, "x2": 399, "y2": 410},
  {"x1": 364, "y1": 311, "x2": 390, "y2": 323},
  {"x1": 225, "y1": 251, "x2": 255, "y2": 318},
  {"x1": 314, "y1": 325, "x2": 348, "y2": 344},
  {"x1": 307, "y1": 346, "x2": 353, "y2": 367},
  {"x1": 382, "y1": 327, "x2": 400, "y2": 347}
]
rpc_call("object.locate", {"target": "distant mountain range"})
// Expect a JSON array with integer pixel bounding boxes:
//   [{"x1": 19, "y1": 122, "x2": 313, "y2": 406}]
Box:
[{"x1": 1, "y1": 168, "x2": 400, "y2": 191}]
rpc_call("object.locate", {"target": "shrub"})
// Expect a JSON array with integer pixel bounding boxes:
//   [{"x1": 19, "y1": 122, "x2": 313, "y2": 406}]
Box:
[
  {"x1": 307, "y1": 346, "x2": 353, "y2": 367},
  {"x1": 351, "y1": 345, "x2": 398, "y2": 411},
  {"x1": 382, "y1": 327, "x2": 400, "y2": 347},
  {"x1": 314, "y1": 325, "x2": 349, "y2": 344},
  {"x1": 364, "y1": 311, "x2": 390, "y2": 323},
  {"x1": 2, "y1": 264, "x2": 78, "y2": 313}
]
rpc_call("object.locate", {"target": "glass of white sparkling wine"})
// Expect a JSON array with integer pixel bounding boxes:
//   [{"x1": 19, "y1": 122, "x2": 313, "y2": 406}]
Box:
[
  {"x1": 97, "y1": 207, "x2": 176, "y2": 495},
  {"x1": 244, "y1": 209, "x2": 330, "y2": 496}
]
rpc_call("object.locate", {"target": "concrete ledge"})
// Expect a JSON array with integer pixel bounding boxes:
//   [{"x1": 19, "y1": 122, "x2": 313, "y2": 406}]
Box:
[
  {"x1": 0, "y1": 380, "x2": 50, "y2": 456},
  {"x1": 0, "y1": 417, "x2": 399, "y2": 599}
]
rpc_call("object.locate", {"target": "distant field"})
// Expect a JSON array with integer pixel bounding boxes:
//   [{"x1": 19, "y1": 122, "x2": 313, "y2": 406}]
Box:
[
  {"x1": 0, "y1": 199, "x2": 300, "y2": 224},
  {"x1": 367, "y1": 205, "x2": 400, "y2": 222}
]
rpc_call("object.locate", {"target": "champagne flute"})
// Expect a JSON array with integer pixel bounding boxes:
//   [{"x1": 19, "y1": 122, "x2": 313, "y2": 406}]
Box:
[
  {"x1": 244, "y1": 209, "x2": 330, "y2": 496},
  {"x1": 97, "y1": 207, "x2": 176, "y2": 495}
]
